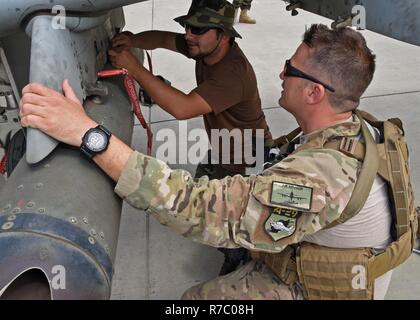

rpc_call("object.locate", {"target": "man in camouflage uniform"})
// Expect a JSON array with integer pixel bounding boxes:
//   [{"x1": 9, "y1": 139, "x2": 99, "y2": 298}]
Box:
[
  {"x1": 20, "y1": 25, "x2": 395, "y2": 299},
  {"x1": 232, "y1": 0, "x2": 256, "y2": 24}
]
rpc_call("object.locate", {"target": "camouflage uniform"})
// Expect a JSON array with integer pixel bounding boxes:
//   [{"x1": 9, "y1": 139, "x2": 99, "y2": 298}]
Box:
[
  {"x1": 115, "y1": 115, "x2": 363, "y2": 299},
  {"x1": 233, "y1": 0, "x2": 253, "y2": 10}
]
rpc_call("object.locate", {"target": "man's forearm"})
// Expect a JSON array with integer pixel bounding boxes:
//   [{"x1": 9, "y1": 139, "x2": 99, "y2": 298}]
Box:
[
  {"x1": 131, "y1": 64, "x2": 191, "y2": 119},
  {"x1": 133, "y1": 30, "x2": 176, "y2": 51},
  {"x1": 93, "y1": 135, "x2": 135, "y2": 182},
  {"x1": 115, "y1": 150, "x2": 253, "y2": 248}
]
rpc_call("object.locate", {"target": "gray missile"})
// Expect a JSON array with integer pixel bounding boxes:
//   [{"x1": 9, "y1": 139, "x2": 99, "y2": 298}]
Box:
[
  {"x1": 0, "y1": 1, "x2": 146, "y2": 299},
  {"x1": 0, "y1": 77, "x2": 135, "y2": 299}
]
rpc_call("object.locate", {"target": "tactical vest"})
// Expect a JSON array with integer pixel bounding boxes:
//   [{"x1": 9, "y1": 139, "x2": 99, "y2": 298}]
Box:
[{"x1": 252, "y1": 110, "x2": 418, "y2": 300}]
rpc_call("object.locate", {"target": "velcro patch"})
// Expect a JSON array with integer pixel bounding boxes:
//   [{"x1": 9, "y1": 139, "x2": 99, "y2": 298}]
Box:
[
  {"x1": 270, "y1": 181, "x2": 312, "y2": 211},
  {"x1": 265, "y1": 207, "x2": 299, "y2": 241}
]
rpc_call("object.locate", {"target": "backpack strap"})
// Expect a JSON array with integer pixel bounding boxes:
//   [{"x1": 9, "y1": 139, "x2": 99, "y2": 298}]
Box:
[
  {"x1": 273, "y1": 127, "x2": 302, "y2": 148},
  {"x1": 325, "y1": 111, "x2": 379, "y2": 228}
]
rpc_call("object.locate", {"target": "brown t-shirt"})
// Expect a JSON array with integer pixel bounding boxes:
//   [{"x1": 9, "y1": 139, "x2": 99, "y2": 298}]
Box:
[{"x1": 176, "y1": 34, "x2": 272, "y2": 172}]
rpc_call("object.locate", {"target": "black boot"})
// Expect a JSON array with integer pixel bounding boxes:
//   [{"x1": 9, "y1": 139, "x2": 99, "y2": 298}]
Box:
[{"x1": 218, "y1": 247, "x2": 251, "y2": 276}]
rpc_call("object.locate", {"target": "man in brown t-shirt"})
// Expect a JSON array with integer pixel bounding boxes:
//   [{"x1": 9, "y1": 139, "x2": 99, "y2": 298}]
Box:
[
  {"x1": 110, "y1": 0, "x2": 271, "y2": 175},
  {"x1": 109, "y1": 0, "x2": 272, "y2": 274}
]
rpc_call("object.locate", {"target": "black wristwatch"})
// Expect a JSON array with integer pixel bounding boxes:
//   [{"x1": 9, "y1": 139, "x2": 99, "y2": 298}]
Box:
[{"x1": 80, "y1": 125, "x2": 112, "y2": 159}]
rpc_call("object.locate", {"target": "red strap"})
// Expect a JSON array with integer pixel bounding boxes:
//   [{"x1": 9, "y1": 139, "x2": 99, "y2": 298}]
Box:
[
  {"x1": 123, "y1": 75, "x2": 153, "y2": 155},
  {"x1": 97, "y1": 66, "x2": 153, "y2": 155},
  {"x1": 0, "y1": 151, "x2": 7, "y2": 175},
  {"x1": 97, "y1": 69, "x2": 127, "y2": 77}
]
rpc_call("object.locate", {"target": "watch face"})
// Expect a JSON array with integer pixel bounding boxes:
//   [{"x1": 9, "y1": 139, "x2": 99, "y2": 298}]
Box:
[{"x1": 86, "y1": 131, "x2": 107, "y2": 152}]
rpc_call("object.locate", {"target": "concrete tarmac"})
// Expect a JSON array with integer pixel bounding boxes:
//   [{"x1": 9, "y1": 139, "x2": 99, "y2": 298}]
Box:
[{"x1": 111, "y1": 0, "x2": 420, "y2": 300}]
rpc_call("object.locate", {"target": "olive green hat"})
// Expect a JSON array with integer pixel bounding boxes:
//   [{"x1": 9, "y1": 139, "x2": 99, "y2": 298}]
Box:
[{"x1": 174, "y1": 0, "x2": 242, "y2": 39}]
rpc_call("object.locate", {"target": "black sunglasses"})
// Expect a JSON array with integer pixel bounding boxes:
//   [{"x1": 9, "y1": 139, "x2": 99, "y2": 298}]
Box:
[
  {"x1": 284, "y1": 60, "x2": 335, "y2": 93},
  {"x1": 185, "y1": 24, "x2": 215, "y2": 35}
]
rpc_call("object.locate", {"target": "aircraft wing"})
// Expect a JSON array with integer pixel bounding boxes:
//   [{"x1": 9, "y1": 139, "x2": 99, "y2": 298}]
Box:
[{"x1": 282, "y1": 0, "x2": 420, "y2": 47}]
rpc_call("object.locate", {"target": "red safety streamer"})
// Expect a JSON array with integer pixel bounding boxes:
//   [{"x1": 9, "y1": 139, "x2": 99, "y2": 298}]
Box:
[
  {"x1": 0, "y1": 150, "x2": 7, "y2": 175},
  {"x1": 97, "y1": 67, "x2": 153, "y2": 155}
]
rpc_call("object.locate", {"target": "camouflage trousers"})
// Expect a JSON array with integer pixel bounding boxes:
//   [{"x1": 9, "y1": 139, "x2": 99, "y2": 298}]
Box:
[
  {"x1": 186, "y1": 155, "x2": 303, "y2": 300},
  {"x1": 181, "y1": 260, "x2": 304, "y2": 300},
  {"x1": 233, "y1": 0, "x2": 253, "y2": 10}
]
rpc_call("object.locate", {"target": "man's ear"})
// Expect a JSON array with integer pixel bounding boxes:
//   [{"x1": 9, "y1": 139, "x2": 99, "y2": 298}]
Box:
[{"x1": 305, "y1": 83, "x2": 326, "y2": 105}]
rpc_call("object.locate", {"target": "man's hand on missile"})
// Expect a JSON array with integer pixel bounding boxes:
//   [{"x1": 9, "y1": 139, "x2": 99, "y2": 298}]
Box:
[
  {"x1": 19, "y1": 80, "x2": 97, "y2": 147},
  {"x1": 108, "y1": 48, "x2": 142, "y2": 76},
  {"x1": 111, "y1": 31, "x2": 136, "y2": 50}
]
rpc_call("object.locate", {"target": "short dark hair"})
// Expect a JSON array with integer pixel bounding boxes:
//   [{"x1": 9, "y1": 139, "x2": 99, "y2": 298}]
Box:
[
  {"x1": 216, "y1": 28, "x2": 235, "y2": 45},
  {"x1": 303, "y1": 24, "x2": 376, "y2": 112}
]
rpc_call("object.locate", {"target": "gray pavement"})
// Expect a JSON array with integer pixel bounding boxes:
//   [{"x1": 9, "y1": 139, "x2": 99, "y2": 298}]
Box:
[{"x1": 111, "y1": 0, "x2": 420, "y2": 300}]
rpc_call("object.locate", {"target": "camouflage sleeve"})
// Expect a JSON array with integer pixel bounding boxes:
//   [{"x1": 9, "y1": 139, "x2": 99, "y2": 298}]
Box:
[
  {"x1": 115, "y1": 149, "x2": 359, "y2": 252},
  {"x1": 237, "y1": 148, "x2": 359, "y2": 253},
  {"x1": 115, "y1": 151, "x2": 255, "y2": 248}
]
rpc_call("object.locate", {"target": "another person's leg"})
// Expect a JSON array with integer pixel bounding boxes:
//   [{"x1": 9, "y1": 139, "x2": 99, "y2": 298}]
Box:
[
  {"x1": 181, "y1": 260, "x2": 303, "y2": 300},
  {"x1": 232, "y1": 0, "x2": 241, "y2": 8},
  {"x1": 239, "y1": 0, "x2": 256, "y2": 24}
]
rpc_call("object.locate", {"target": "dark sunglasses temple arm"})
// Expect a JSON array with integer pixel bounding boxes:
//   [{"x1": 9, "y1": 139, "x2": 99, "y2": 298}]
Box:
[
  {"x1": 285, "y1": 60, "x2": 336, "y2": 93},
  {"x1": 305, "y1": 74, "x2": 336, "y2": 92}
]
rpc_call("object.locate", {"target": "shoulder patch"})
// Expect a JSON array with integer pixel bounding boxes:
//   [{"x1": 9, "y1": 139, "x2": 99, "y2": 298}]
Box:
[
  {"x1": 265, "y1": 207, "x2": 299, "y2": 241},
  {"x1": 270, "y1": 181, "x2": 313, "y2": 211}
]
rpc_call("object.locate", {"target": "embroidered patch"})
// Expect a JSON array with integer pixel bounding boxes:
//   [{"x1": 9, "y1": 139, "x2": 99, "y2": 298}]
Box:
[
  {"x1": 270, "y1": 181, "x2": 312, "y2": 211},
  {"x1": 265, "y1": 207, "x2": 299, "y2": 241}
]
